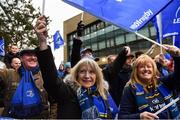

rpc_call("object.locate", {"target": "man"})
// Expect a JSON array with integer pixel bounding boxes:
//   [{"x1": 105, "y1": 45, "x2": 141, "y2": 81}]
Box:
[
  {"x1": 10, "y1": 57, "x2": 21, "y2": 71},
  {"x1": 106, "y1": 46, "x2": 134, "y2": 107},
  {"x1": 4, "y1": 44, "x2": 20, "y2": 68},
  {"x1": 102, "y1": 54, "x2": 117, "y2": 83},
  {"x1": 71, "y1": 21, "x2": 99, "y2": 68},
  {"x1": 0, "y1": 48, "x2": 49, "y2": 118}
]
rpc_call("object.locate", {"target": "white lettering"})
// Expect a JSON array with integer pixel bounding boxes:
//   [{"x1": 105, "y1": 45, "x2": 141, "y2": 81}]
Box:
[
  {"x1": 130, "y1": 9, "x2": 153, "y2": 30},
  {"x1": 173, "y1": 18, "x2": 180, "y2": 24}
]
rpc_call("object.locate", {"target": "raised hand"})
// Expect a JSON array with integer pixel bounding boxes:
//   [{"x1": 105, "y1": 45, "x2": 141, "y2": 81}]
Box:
[
  {"x1": 77, "y1": 20, "x2": 85, "y2": 37},
  {"x1": 34, "y1": 16, "x2": 48, "y2": 50},
  {"x1": 164, "y1": 44, "x2": 180, "y2": 57}
]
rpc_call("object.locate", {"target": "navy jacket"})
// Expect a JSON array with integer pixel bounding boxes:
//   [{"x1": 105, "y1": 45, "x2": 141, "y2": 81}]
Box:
[{"x1": 118, "y1": 57, "x2": 180, "y2": 119}]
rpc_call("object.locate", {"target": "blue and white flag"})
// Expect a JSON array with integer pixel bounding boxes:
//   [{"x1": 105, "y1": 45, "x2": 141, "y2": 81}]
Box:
[
  {"x1": 174, "y1": 35, "x2": 180, "y2": 48},
  {"x1": 63, "y1": 0, "x2": 172, "y2": 32},
  {"x1": 0, "y1": 38, "x2": 5, "y2": 56},
  {"x1": 153, "y1": 0, "x2": 180, "y2": 38},
  {"x1": 53, "y1": 31, "x2": 64, "y2": 50}
]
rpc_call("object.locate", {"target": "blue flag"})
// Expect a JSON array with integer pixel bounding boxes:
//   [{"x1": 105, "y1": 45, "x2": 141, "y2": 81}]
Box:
[
  {"x1": 0, "y1": 38, "x2": 5, "y2": 56},
  {"x1": 153, "y1": 0, "x2": 180, "y2": 38},
  {"x1": 53, "y1": 31, "x2": 64, "y2": 49},
  {"x1": 174, "y1": 35, "x2": 180, "y2": 48},
  {"x1": 63, "y1": 0, "x2": 172, "y2": 32}
]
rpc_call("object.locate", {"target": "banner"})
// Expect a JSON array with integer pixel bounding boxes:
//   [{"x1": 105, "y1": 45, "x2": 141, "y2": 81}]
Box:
[
  {"x1": 0, "y1": 38, "x2": 5, "y2": 56},
  {"x1": 53, "y1": 31, "x2": 64, "y2": 50},
  {"x1": 153, "y1": 0, "x2": 180, "y2": 38},
  {"x1": 174, "y1": 35, "x2": 180, "y2": 48},
  {"x1": 63, "y1": 0, "x2": 172, "y2": 32}
]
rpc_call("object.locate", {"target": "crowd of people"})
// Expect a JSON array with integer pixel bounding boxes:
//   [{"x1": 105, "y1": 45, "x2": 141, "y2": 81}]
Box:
[{"x1": 0, "y1": 15, "x2": 180, "y2": 119}]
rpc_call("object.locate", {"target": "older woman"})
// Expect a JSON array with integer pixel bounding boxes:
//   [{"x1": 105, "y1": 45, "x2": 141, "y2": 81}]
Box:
[
  {"x1": 34, "y1": 16, "x2": 118, "y2": 119},
  {"x1": 118, "y1": 45, "x2": 180, "y2": 119}
]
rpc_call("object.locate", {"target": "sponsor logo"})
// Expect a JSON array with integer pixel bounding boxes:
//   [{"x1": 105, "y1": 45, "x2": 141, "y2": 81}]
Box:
[
  {"x1": 26, "y1": 90, "x2": 34, "y2": 97},
  {"x1": 116, "y1": 0, "x2": 123, "y2": 2},
  {"x1": 173, "y1": 7, "x2": 180, "y2": 24},
  {"x1": 130, "y1": 9, "x2": 153, "y2": 30},
  {"x1": 152, "y1": 98, "x2": 159, "y2": 104}
]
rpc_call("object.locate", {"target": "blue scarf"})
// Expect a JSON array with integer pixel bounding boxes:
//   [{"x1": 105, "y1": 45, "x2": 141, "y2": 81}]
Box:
[
  {"x1": 77, "y1": 86, "x2": 118, "y2": 119},
  {"x1": 8, "y1": 66, "x2": 42, "y2": 118},
  {"x1": 134, "y1": 83, "x2": 180, "y2": 119}
]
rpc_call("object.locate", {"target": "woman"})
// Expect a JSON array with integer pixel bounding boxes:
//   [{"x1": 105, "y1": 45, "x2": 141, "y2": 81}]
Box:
[
  {"x1": 57, "y1": 63, "x2": 65, "y2": 79},
  {"x1": 34, "y1": 16, "x2": 118, "y2": 119},
  {"x1": 118, "y1": 45, "x2": 180, "y2": 119}
]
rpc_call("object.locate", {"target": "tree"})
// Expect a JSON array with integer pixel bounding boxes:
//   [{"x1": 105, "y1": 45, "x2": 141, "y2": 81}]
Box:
[{"x1": 0, "y1": 0, "x2": 50, "y2": 51}]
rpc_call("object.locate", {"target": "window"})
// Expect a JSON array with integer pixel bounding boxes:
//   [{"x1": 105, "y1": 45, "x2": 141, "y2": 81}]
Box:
[
  {"x1": 107, "y1": 38, "x2": 115, "y2": 48},
  {"x1": 115, "y1": 35, "x2": 125, "y2": 45},
  {"x1": 99, "y1": 41, "x2": 106, "y2": 49},
  {"x1": 97, "y1": 29, "x2": 105, "y2": 36},
  {"x1": 90, "y1": 24, "x2": 96, "y2": 33},
  {"x1": 92, "y1": 43, "x2": 98, "y2": 51},
  {"x1": 137, "y1": 28, "x2": 150, "y2": 39},
  {"x1": 126, "y1": 33, "x2": 136, "y2": 42},
  {"x1": 105, "y1": 25, "x2": 114, "y2": 33},
  {"x1": 85, "y1": 27, "x2": 90, "y2": 35},
  {"x1": 150, "y1": 26, "x2": 156, "y2": 36},
  {"x1": 91, "y1": 32, "x2": 97, "y2": 38}
]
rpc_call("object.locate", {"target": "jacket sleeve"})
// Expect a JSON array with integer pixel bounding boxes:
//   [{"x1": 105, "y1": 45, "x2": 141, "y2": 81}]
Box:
[
  {"x1": 160, "y1": 57, "x2": 180, "y2": 90},
  {"x1": 70, "y1": 38, "x2": 82, "y2": 68},
  {"x1": 36, "y1": 46, "x2": 76, "y2": 103},
  {"x1": 118, "y1": 86, "x2": 140, "y2": 119},
  {"x1": 110, "y1": 47, "x2": 127, "y2": 81}
]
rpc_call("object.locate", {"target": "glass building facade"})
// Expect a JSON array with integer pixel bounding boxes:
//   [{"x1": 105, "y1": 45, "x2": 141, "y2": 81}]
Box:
[{"x1": 66, "y1": 20, "x2": 172, "y2": 63}]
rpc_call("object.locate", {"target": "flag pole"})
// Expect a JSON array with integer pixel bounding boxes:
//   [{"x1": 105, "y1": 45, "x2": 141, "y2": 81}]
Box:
[
  {"x1": 155, "y1": 97, "x2": 180, "y2": 115},
  {"x1": 81, "y1": 12, "x2": 84, "y2": 21},
  {"x1": 42, "y1": 0, "x2": 46, "y2": 15},
  {"x1": 135, "y1": 32, "x2": 168, "y2": 50},
  {"x1": 156, "y1": 13, "x2": 163, "y2": 54},
  {"x1": 173, "y1": 35, "x2": 176, "y2": 46}
]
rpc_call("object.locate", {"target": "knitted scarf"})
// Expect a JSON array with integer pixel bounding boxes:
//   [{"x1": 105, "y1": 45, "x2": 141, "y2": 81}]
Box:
[
  {"x1": 77, "y1": 86, "x2": 118, "y2": 119},
  {"x1": 8, "y1": 66, "x2": 42, "y2": 118}
]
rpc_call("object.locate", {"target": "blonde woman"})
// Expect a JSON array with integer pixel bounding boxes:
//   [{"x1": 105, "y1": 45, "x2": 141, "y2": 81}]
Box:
[
  {"x1": 118, "y1": 45, "x2": 180, "y2": 119},
  {"x1": 34, "y1": 16, "x2": 118, "y2": 119}
]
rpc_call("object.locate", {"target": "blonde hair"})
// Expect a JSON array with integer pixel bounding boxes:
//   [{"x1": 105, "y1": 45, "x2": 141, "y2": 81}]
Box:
[
  {"x1": 130, "y1": 54, "x2": 160, "y2": 91},
  {"x1": 70, "y1": 58, "x2": 108, "y2": 100}
]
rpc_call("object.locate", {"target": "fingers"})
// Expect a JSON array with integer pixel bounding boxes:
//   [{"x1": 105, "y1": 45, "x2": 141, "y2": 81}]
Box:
[
  {"x1": 78, "y1": 20, "x2": 83, "y2": 25},
  {"x1": 34, "y1": 16, "x2": 47, "y2": 33},
  {"x1": 140, "y1": 111, "x2": 159, "y2": 120},
  {"x1": 124, "y1": 46, "x2": 131, "y2": 56},
  {"x1": 164, "y1": 45, "x2": 180, "y2": 57}
]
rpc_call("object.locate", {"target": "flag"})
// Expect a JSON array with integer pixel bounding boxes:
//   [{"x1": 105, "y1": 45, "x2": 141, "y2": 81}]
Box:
[
  {"x1": 53, "y1": 31, "x2": 64, "y2": 49},
  {"x1": 174, "y1": 35, "x2": 180, "y2": 48},
  {"x1": 63, "y1": 0, "x2": 172, "y2": 32},
  {"x1": 0, "y1": 38, "x2": 5, "y2": 56},
  {"x1": 153, "y1": 0, "x2": 180, "y2": 38}
]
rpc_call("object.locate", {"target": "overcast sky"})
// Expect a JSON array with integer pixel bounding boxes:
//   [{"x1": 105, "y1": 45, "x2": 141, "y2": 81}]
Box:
[{"x1": 31, "y1": 0, "x2": 82, "y2": 67}]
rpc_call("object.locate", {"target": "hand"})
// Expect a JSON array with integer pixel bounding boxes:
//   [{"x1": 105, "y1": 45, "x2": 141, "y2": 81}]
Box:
[
  {"x1": 124, "y1": 46, "x2": 131, "y2": 56},
  {"x1": 34, "y1": 16, "x2": 48, "y2": 50},
  {"x1": 140, "y1": 111, "x2": 159, "y2": 120},
  {"x1": 77, "y1": 20, "x2": 85, "y2": 37},
  {"x1": 164, "y1": 44, "x2": 180, "y2": 57}
]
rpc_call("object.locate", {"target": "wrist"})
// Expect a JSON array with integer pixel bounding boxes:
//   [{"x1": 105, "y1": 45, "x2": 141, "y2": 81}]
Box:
[{"x1": 39, "y1": 41, "x2": 48, "y2": 51}]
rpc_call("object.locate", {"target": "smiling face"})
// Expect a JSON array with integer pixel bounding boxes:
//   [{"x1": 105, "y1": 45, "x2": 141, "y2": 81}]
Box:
[
  {"x1": 131, "y1": 54, "x2": 159, "y2": 86},
  {"x1": 78, "y1": 64, "x2": 96, "y2": 88},
  {"x1": 11, "y1": 57, "x2": 21, "y2": 71},
  {"x1": 21, "y1": 53, "x2": 38, "y2": 70},
  {"x1": 137, "y1": 62, "x2": 153, "y2": 84}
]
